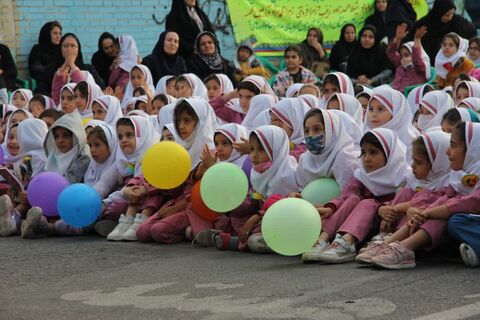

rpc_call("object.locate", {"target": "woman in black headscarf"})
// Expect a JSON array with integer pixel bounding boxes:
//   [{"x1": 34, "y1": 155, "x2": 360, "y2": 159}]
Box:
[
  {"x1": 187, "y1": 31, "x2": 236, "y2": 85},
  {"x1": 329, "y1": 24, "x2": 357, "y2": 73},
  {"x1": 28, "y1": 21, "x2": 62, "y2": 95},
  {"x1": 142, "y1": 31, "x2": 187, "y2": 85},
  {"x1": 347, "y1": 25, "x2": 394, "y2": 86},
  {"x1": 410, "y1": 0, "x2": 477, "y2": 64},
  {"x1": 298, "y1": 27, "x2": 330, "y2": 76},
  {"x1": 166, "y1": 0, "x2": 215, "y2": 59},
  {"x1": 364, "y1": 0, "x2": 389, "y2": 43},
  {"x1": 91, "y1": 32, "x2": 118, "y2": 85},
  {"x1": 385, "y1": 0, "x2": 417, "y2": 41}
]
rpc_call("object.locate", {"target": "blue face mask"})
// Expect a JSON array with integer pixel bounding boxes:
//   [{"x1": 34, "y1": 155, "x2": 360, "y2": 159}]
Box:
[{"x1": 305, "y1": 134, "x2": 325, "y2": 155}]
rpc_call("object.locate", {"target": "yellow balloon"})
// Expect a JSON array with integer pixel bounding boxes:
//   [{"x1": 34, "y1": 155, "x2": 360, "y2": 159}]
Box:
[
  {"x1": 82, "y1": 118, "x2": 92, "y2": 127},
  {"x1": 142, "y1": 142, "x2": 191, "y2": 189}
]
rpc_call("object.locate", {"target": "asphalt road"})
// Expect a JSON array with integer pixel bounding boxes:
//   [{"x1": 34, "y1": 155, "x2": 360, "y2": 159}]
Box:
[{"x1": 1, "y1": 236, "x2": 479, "y2": 320}]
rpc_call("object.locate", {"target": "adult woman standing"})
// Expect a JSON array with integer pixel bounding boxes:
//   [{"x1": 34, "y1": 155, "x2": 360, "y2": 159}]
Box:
[
  {"x1": 91, "y1": 32, "x2": 119, "y2": 85},
  {"x1": 329, "y1": 24, "x2": 357, "y2": 73},
  {"x1": 142, "y1": 31, "x2": 187, "y2": 85},
  {"x1": 298, "y1": 27, "x2": 330, "y2": 77},
  {"x1": 166, "y1": 0, "x2": 215, "y2": 59},
  {"x1": 188, "y1": 31, "x2": 236, "y2": 84},
  {"x1": 28, "y1": 21, "x2": 62, "y2": 95}
]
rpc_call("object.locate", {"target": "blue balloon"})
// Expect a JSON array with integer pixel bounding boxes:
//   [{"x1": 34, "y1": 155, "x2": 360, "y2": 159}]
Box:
[{"x1": 57, "y1": 184, "x2": 102, "y2": 228}]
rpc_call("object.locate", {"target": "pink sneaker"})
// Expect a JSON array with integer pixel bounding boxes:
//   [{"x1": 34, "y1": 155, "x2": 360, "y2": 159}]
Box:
[
  {"x1": 355, "y1": 241, "x2": 387, "y2": 265},
  {"x1": 371, "y1": 241, "x2": 416, "y2": 269}
]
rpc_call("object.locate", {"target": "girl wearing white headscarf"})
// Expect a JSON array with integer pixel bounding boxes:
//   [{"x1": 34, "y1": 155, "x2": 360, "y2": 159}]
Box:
[
  {"x1": 73, "y1": 80, "x2": 103, "y2": 119},
  {"x1": 121, "y1": 64, "x2": 155, "y2": 109},
  {"x1": 178, "y1": 73, "x2": 208, "y2": 100},
  {"x1": 155, "y1": 75, "x2": 175, "y2": 95},
  {"x1": 269, "y1": 98, "x2": 310, "y2": 161},
  {"x1": 454, "y1": 80, "x2": 480, "y2": 105},
  {"x1": 298, "y1": 94, "x2": 321, "y2": 109},
  {"x1": 327, "y1": 92, "x2": 363, "y2": 127},
  {"x1": 363, "y1": 86, "x2": 420, "y2": 162},
  {"x1": 435, "y1": 33, "x2": 473, "y2": 89},
  {"x1": 108, "y1": 35, "x2": 139, "y2": 90},
  {"x1": 406, "y1": 84, "x2": 434, "y2": 117},
  {"x1": 296, "y1": 109, "x2": 360, "y2": 190},
  {"x1": 417, "y1": 91, "x2": 454, "y2": 132},
  {"x1": 2, "y1": 109, "x2": 34, "y2": 164},
  {"x1": 9, "y1": 89, "x2": 33, "y2": 109},
  {"x1": 306, "y1": 128, "x2": 409, "y2": 263},
  {"x1": 17, "y1": 118, "x2": 48, "y2": 178},
  {"x1": 241, "y1": 94, "x2": 278, "y2": 131},
  {"x1": 213, "y1": 123, "x2": 248, "y2": 167},
  {"x1": 285, "y1": 83, "x2": 304, "y2": 98},
  {"x1": 458, "y1": 97, "x2": 480, "y2": 112},
  {"x1": 91, "y1": 95, "x2": 123, "y2": 126},
  {"x1": 321, "y1": 72, "x2": 355, "y2": 107}
]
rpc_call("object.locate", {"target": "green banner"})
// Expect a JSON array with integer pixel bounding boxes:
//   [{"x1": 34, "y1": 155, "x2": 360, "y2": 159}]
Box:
[{"x1": 226, "y1": 0, "x2": 428, "y2": 50}]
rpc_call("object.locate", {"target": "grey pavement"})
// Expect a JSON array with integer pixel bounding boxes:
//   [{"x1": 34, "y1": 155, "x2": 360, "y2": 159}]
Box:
[{"x1": 0, "y1": 236, "x2": 479, "y2": 320}]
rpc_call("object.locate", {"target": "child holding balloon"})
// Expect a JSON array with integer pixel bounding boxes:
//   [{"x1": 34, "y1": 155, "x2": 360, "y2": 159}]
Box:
[
  {"x1": 302, "y1": 128, "x2": 409, "y2": 263},
  {"x1": 136, "y1": 98, "x2": 217, "y2": 244}
]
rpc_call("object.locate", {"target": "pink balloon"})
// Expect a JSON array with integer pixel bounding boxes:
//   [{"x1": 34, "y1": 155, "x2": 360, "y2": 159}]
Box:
[{"x1": 27, "y1": 172, "x2": 69, "y2": 217}]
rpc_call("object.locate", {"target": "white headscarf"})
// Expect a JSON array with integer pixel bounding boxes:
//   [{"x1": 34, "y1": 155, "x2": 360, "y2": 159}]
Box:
[
  {"x1": 457, "y1": 107, "x2": 480, "y2": 122},
  {"x1": 329, "y1": 109, "x2": 363, "y2": 148},
  {"x1": 418, "y1": 91, "x2": 454, "y2": 132},
  {"x1": 354, "y1": 128, "x2": 409, "y2": 196},
  {"x1": 401, "y1": 41, "x2": 432, "y2": 79},
  {"x1": 92, "y1": 95, "x2": 123, "y2": 126},
  {"x1": 450, "y1": 122, "x2": 480, "y2": 195},
  {"x1": 355, "y1": 85, "x2": 373, "y2": 99},
  {"x1": 241, "y1": 94, "x2": 278, "y2": 131},
  {"x1": 327, "y1": 93, "x2": 363, "y2": 127},
  {"x1": 155, "y1": 75, "x2": 174, "y2": 95},
  {"x1": 286, "y1": 83, "x2": 304, "y2": 98},
  {"x1": 157, "y1": 102, "x2": 176, "y2": 134},
  {"x1": 406, "y1": 84, "x2": 434, "y2": 116},
  {"x1": 364, "y1": 86, "x2": 420, "y2": 161},
  {"x1": 84, "y1": 124, "x2": 118, "y2": 186},
  {"x1": 242, "y1": 75, "x2": 275, "y2": 96},
  {"x1": 1, "y1": 104, "x2": 17, "y2": 122},
  {"x1": 435, "y1": 33, "x2": 468, "y2": 79},
  {"x1": 213, "y1": 74, "x2": 239, "y2": 112},
  {"x1": 459, "y1": 97, "x2": 480, "y2": 112},
  {"x1": 182, "y1": 73, "x2": 208, "y2": 100},
  {"x1": 214, "y1": 123, "x2": 248, "y2": 167},
  {"x1": 269, "y1": 98, "x2": 310, "y2": 145},
  {"x1": 296, "y1": 109, "x2": 360, "y2": 189},
  {"x1": 172, "y1": 98, "x2": 218, "y2": 170},
  {"x1": 44, "y1": 112, "x2": 89, "y2": 175},
  {"x1": 250, "y1": 125, "x2": 298, "y2": 197},
  {"x1": 325, "y1": 72, "x2": 354, "y2": 96},
  {"x1": 300, "y1": 84, "x2": 321, "y2": 97},
  {"x1": 75, "y1": 81, "x2": 103, "y2": 119},
  {"x1": 118, "y1": 35, "x2": 139, "y2": 73},
  {"x1": 17, "y1": 118, "x2": 48, "y2": 177},
  {"x1": 122, "y1": 64, "x2": 155, "y2": 109},
  {"x1": 249, "y1": 109, "x2": 272, "y2": 132},
  {"x1": 408, "y1": 130, "x2": 451, "y2": 191},
  {"x1": 9, "y1": 89, "x2": 33, "y2": 109},
  {"x1": 2, "y1": 109, "x2": 34, "y2": 164},
  {"x1": 298, "y1": 94, "x2": 321, "y2": 109},
  {"x1": 115, "y1": 115, "x2": 159, "y2": 177},
  {"x1": 454, "y1": 80, "x2": 480, "y2": 103},
  {"x1": 41, "y1": 95, "x2": 56, "y2": 110},
  {"x1": 85, "y1": 119, "x2": 106, "y2": 129}
]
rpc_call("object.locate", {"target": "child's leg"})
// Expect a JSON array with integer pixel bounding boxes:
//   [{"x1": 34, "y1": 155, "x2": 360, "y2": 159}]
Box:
[
  {"x1": 121, "y1": 207, "x2": 155, "y2": 241},
  {"x1": 136, "y1": 212, "x2": 166, "y2": 242},
  {"x1": 321, "y1": 194, "x2": 362, "y2": 241},
  {"x1": 401, "y1": 229, "x2": 431, "y2": 251},
  {"x1": 107, "y1": 204, "x2": 136, "y2": 241},
  {"x1": 448, "y1": 214, "x2": 480, "y2": 257},
  {"x1": 384, "y1": 225, "x2": 411, "y2": 244},
  {"x1": 149, "y1": 211, "x2": 190, "y2": 244}
]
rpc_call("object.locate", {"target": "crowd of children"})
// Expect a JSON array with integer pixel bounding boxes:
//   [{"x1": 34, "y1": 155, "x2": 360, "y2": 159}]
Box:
[{"x1": 1, "y1": 2, "x2": 480, "y2": 270}]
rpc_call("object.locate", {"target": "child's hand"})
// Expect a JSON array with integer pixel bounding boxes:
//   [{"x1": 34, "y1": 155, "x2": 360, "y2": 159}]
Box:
[
  {"x1": 378, "y1": 206, "x2": 397, "y2": 223},
  {"x1": 233, "y1": 137, "x2": 250, "y2": 155},
  {"x1": 157, "y1": 206, "x2": 175, "y2": 219},
  {"x1": 316, "y1": 206, "x2": 333, "y2": 218},
  {"x1": 288, "y1": 192, "x2": 302, "y2": 198},
  {"x1": 114, "y1": 85, "x2": 124, "y2": 101},
  {"x1": 18, "y1": 191, "x2": 28, "y2": 204},
  {"x1": 407, "y1": 207, "x2": 427, "y2": 228},
  {"x1": 414, "y1": 26, "x2": 428, "y2": 39},
  {"x1": 200, "y1": 144, "x2": 217, "y2": 169},
  {"x1": 103, "y1": 86, "x2": 114, "y2": 96},
  {"x1": 395, "y1": 23, "x2": 409, "y2": 41},
  {"x1": 380, "y1": 220, "x2": 393, "y2": 234},
  {"x1": 239, "y1": 215, "x2": 260, "y2": 241}
]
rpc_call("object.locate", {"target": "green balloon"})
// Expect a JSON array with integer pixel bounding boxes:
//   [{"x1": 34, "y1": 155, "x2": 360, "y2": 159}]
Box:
[
  {"x1": 301, "y1": 178, "x2": 341, "y2": 205},
  {"x1": 200, "y1": 162, "x2": 249, "y2": 212},
  {"x1": 262, "y1": 198, "x2": 321, "y2": 256}
]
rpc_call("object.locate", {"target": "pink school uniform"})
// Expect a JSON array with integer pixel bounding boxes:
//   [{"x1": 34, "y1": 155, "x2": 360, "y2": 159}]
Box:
[
  {"x1": 108, "y1": 35, "x2": 138, "y2": 91},
  {"x1": 322, "y1": 128, "x2": 409, "y2": 243},
  {"x1": 136, "y1": 98, "x2": 218, "y2": 243}
]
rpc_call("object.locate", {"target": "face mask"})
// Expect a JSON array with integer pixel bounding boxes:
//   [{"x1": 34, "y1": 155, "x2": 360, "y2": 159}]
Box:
[
  {"x1": 417, "y1": 114, "x2": 435, "y2": 131},
  {"x1": 305, "y1": 134, "x2": 325, "y2": 155},
  {"x1": 401, "y1": 56, "x2": 413, "y2": 68},
  {"x1": 253, "y1": 160, "x2": 273, "y2": 173}
]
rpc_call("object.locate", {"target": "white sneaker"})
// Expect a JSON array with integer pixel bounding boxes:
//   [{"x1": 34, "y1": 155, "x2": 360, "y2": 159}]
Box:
[
  {"x1": 107, "y1": 214, "x2": 134, "y2": 241},
  {"x1": 460, "y1": 243, "x2": 480, "y2": 267},
  {"x1": 248, "y1": 233, "x2": 273, "y2": 253},
  {"x1": 315, "y1": 234, "x2": 357, "y2": 263},
  {"x1": 121, "y1": 214, "x2": 145, "y2": 241},
  {"x1": 301, "y1": 241, "x2": 330, "y2": 263},
  {"x1": 0, "y1": 195, "x2": 14, "y2": 237}
]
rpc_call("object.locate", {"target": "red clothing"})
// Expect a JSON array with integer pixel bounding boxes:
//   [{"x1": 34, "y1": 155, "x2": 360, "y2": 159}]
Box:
[
  {"x1": 51, "y1": 68, "x2": 85, "y2": 105},
  {"x1": 209, "y1": 96, "x2": 245, "y2": 124},
  {"x1": 387, "y1": 41, "x2": 427, "y2": 92}
]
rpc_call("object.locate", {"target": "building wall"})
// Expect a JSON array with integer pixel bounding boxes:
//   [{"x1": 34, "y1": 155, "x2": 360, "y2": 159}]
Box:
[{"x1": 5, "y1": 0, "x2": 235, "y2": 78}]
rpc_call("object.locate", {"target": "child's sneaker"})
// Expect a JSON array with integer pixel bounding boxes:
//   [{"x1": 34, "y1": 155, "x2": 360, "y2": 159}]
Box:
[
  {"x1": 122, "y1": 214, "x2": 146, "y2": 241},
  {"x1": 459, "y1": 243, "x2": 480, "y2": 267},
  {"x1": 358, "y1": 233, "x2": 391, "y2": 254},
  {"x1": 315, "y1": 234, "x2": 356, "y2": 263},
  {"x1": 355, "y1": 241, "x2": 387, "y2": 265},
  {"x1": 248, "y1": 233, "x2": 273, "y2": 253},
  {"x1": 192, "y1": 229, "x2": 222, "y2": 247},
  {"x1": 371, "y1": 241, "x2": 416, "y2": 269},
  {"x1": 94, "y1": 220, "x2": 118, "y2": 237},
  {"x1": 107, "y1": 214, "x2": 133, "y2": 241},
  {"x1": 21, "y1": 207, "x2": 44, "y2": 238},
  {"x1": 0, "y1": 195, "x2": 14, "y2": 237},
  {"x1": 301, "y1": 241, "x2": 330, "y2": 263}
]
